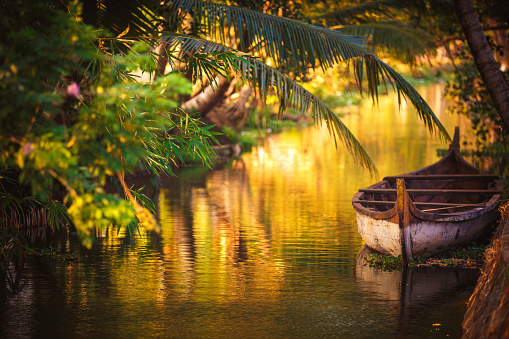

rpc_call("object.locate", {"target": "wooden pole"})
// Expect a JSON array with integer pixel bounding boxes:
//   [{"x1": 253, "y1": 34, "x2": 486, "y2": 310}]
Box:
[{"x1": 397, "y1": 179, "x2": 409, "y2": 266}]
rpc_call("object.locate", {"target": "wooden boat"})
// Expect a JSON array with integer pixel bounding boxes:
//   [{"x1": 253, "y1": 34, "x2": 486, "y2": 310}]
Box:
[{"x1": 352, "y1": 127, "x2": 504, "y2": 261}]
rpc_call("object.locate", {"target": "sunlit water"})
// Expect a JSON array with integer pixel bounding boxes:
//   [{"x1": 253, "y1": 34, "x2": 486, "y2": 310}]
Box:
[{"x1": 1, "y1": 84, "x2": 481, "y2": 338}]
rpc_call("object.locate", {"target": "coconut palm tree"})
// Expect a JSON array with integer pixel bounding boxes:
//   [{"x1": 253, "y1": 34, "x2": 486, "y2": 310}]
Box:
[
  {"x1": 315, "y1": 0, "x2": 509, "y2": 131},
  {"x1": 303, "y1": 0, "x2": 440, "y2": 66},
  {"x1": 82, "y1": 0, "x2": 451, "y2": 175},
  {"x1": 453, "y1": 0, "x2": 509, "y2": 131}
]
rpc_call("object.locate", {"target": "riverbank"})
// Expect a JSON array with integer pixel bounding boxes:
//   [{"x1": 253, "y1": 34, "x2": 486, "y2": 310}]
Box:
[{"x1": 462, "y1": 202, "x2": 509, "y2": 338}]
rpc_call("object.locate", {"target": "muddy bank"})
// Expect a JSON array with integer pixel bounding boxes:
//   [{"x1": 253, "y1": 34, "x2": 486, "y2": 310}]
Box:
[{"x1": 462, "y1": 203, "x2": 509, "y2": 338}]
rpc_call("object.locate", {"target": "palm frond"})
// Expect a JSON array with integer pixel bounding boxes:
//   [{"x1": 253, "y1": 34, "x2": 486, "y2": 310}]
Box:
[
  {"x1": 340, "y1": 23, "x2": 435, "y2": 64},
  {"x1": 235, "y1": 64, "x2": 378, "y2": 176},
  {"x1": 356, "y1": 55, "x2": 450, "y2": 141},
  {"x1": 161, "y1": 33, "x2": 251, "y2": 84},
  {"x1": 162, "y1": 32, "x2": 232, "y2": 54},
  {"x1": 162, "y1": 33, "x2": 450, "y2": 143},
  {"x1": 240, "y1": 57, "x2": 378, "y2": 174},
  {"x1": 163, "y1": 0, "x2": 369, "y2": 71},
  {"x1": 81, "y1": 0, "x2": 159, "y2": 44}
]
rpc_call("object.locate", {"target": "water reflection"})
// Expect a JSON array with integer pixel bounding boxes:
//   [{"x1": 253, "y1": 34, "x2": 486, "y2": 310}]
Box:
[
  {"x1": 355, "y1": 246, "x2": 479, "y2": 338},
  {"x1": 0, "y1": 84, "x2": 478, "y2": 338}
]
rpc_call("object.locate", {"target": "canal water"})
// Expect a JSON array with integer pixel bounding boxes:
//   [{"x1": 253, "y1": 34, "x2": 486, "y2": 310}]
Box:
[{"x1": 1, "y1": 84, "x2": 480, "y2": 338}]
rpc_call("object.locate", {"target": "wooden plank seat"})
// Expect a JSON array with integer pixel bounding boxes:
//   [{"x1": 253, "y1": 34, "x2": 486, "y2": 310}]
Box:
[
  {"x1": 358, "y1": 188, "x2": 503, "y2": 195},
  {"x1": 352, "y1": 200, "x2": 489, "y2": 207},
  {"x1": 383, "y1": 174, "x2": 499, "y2": 181}
]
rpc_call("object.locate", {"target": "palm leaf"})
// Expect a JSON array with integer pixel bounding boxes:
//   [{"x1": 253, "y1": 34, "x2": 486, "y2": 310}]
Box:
[
  {"x1": 163, "y1": 0, "x2": 369, "y2": 71},
  {"x1": 355, "y1": 55, "x2": 450, "y2": 141},
  {"x1": 160, "y1": 33, "x2": 251, "y2": 83},
  {"x1": 340, "y1": 23, "x2": 435, "y2": 64},
  {"x1": 242, "y1": 58, "x2": 379, "y2": 175},
  {"x1": 81, "y1": 0, "x2": 159, "y2": 46},
  {"x1": 162, "y1": 33, "x2": 450, "y2": 143}
]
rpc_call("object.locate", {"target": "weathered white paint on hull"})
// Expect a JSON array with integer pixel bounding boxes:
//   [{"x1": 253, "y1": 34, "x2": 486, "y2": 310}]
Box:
[
  {"x1": 356, "y1": 210, "x2": 499, "y2": 258},
  {"x1": 356, "y1": 213, "x2": 402, "y2": 257}
]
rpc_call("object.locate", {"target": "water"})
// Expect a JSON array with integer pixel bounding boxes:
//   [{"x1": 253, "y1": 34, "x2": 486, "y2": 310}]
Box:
[{"x1": 1, "y1": 84, "x2": 480, "y2": 338}]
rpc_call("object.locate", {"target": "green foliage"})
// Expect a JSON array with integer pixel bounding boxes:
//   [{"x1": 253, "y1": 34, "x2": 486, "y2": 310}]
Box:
[
  {"x1": 365, "y1": 253, "x2": 423, "y2": 271},
  {"x1": 160, "y1": 0, "x2": 451, "y2": 176},
  {"x1": 0, "y1": 1, "x2": 218, "y2": 249},
  {"x1": 444, "y1": 43, "x2": 509, "y2": 180},
  {"x1": 443, "y1": 242, "x2": 487, "y2": 260},
  {"x1": 445, "y1": 56, "x2": 509, "y2": 145}
]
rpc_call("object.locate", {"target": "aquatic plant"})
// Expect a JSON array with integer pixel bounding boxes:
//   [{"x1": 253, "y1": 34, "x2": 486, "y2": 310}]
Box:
[{"x1": 365, "y1": 242, "x2": 488, "y2": 271}]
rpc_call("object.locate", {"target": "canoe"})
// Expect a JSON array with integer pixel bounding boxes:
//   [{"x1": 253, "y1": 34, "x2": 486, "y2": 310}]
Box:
[{"x1": 352, "y1": 127, "x2": 504, "y2": 261}]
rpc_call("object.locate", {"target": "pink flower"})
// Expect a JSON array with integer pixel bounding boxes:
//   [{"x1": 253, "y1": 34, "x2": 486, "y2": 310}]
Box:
[
  {"x1": 67, "y1": 82, "x2": 80, "y2": 97},
  {"x1": 23, "y1": 142, "x2": 33, "y2": 156}
]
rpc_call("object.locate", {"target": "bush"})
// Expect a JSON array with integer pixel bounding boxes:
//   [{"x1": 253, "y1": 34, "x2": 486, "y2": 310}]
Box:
[{"x1": 0, "y1": 1, "x2": 217, "y2": 249}]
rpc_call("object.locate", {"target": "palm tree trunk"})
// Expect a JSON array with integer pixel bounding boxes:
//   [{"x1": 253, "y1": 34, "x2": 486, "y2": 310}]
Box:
[
  {"x1": 156, "y1": 43, "x2": 168, "y2": 78},
  {"x1": 206, "y1": 85, "x2": 252, "y2": 128},
  {"x1": 488, "y1": 18, "x2": 509, "y2": 71},
  {"x1": 180, "y1": 76, "x2": 231, "y2": 117},
  {"x1": 454, "y1": 0, "x2": 509, "y2": 131}
]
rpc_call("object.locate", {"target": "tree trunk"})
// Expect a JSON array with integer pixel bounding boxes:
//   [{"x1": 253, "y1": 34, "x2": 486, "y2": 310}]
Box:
[
  {"x1": 156, "y1": 43, "x2": 168, "y2": 78},
  {"x1": 206, "y1": 85, "x2": 252, "y2": 128},
  {"x1": 489, "y1": 18, "x2": 509, "y2": 71},
  {"x1": 454, "y1": 0, "x2": 509, "y2": 131},
  {"x1": 180, "y1": 76, "x2": 231, "y2": 117}
]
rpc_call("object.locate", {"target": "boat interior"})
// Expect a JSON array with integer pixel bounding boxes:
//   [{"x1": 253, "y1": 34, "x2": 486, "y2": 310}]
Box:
[{"x1": 354, "y1": 152, "x2": 502, "y2": 215}]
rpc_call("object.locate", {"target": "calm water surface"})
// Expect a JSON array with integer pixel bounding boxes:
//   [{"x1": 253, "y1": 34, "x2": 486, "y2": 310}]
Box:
[{"x1": 1, "y1": 84, "x2": 480, "y2": 338}]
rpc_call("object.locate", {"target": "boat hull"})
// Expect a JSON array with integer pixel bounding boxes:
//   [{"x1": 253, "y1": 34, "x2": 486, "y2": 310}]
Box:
[
  {"x1": 352, "y1": 127, "x2": 503, "y2": 260},
  {"x1": 356, "y1": 208, "x2": 499, "y2": 258}
]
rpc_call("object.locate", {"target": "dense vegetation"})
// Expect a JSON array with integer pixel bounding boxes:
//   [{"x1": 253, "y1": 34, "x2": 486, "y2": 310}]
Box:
[
  {"x1": 1, "y1": 0, "x2": 507, "y2": 261},
  {"x1": 0, "y1": 1, "x2": 219, "y2": 255}
]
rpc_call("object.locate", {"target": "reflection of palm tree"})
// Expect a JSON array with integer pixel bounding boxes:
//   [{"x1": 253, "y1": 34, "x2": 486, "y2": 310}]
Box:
[{"x1": 206, "y1": 168, "x2": 267, "y2": 262}]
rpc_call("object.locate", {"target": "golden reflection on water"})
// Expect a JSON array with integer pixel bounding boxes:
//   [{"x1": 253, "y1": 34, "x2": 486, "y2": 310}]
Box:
[
  {"x1": 153, "y1": 83, "x2": 471, "y2": 301},
  {"x1": 96, "y1": 85, "x2": 466, "y2": 335},
  {"x1": 0, "y1": 84, "x2": 475, "y2": 338},
  {"x1": 158, "y1": 165, "x2": 288, "y2": 301}
]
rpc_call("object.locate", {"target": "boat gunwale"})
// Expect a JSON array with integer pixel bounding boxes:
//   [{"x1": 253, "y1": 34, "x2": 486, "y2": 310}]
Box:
[{"x1": 352, "y1": 130, "x2": 504, "y2": 222}]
